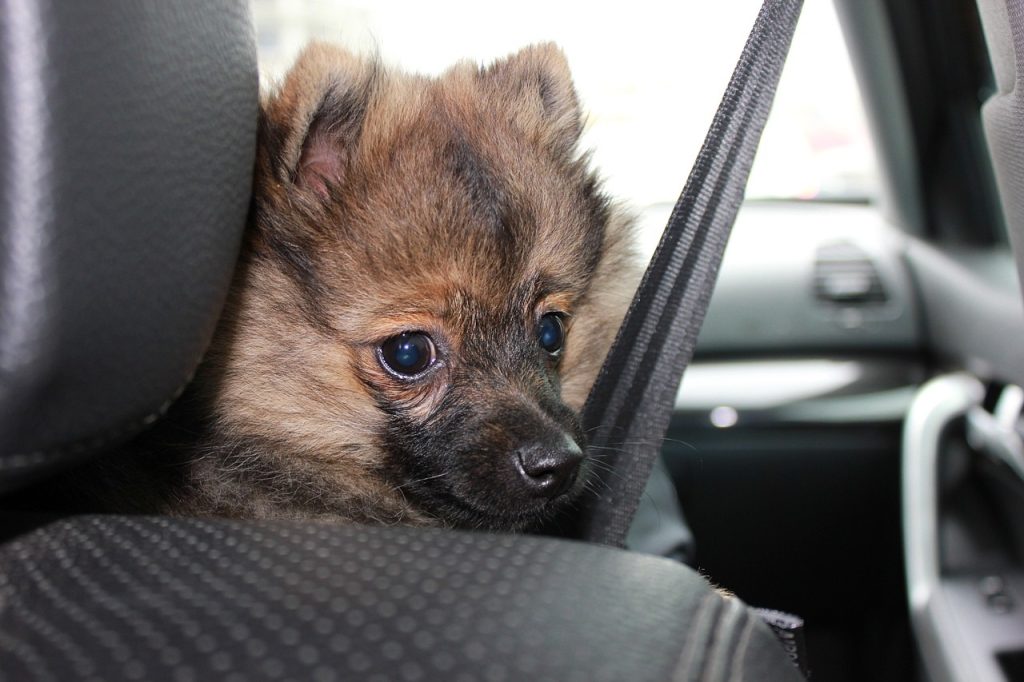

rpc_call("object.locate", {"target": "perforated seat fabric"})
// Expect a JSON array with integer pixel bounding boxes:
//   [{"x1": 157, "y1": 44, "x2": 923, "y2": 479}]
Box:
[{"x1": 0, "y1": 516, "x2": 801, "y2": 681}]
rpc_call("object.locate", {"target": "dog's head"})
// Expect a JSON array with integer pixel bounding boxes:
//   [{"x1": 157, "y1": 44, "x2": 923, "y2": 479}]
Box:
[{"x1": 207, "y1": 43, "x2": 636, "y2": 530}]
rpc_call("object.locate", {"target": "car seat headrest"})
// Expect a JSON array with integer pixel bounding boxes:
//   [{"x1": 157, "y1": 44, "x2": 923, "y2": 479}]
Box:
[{"x1": 0, "y1": 1, "x2": 258, "y2": 492}]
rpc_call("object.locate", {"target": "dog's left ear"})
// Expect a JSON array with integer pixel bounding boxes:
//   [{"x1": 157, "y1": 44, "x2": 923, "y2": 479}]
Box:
[{"x1": 477, "y1": 43, "x2": 583, "y2": 157}]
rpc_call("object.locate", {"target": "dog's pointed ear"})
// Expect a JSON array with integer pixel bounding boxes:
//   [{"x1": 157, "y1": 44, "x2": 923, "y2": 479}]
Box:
[
  {"x1": 477, "y1": 43, "x2": 583, "y2": 156},
  {"x1": 259, "y1": 43, "x2": 376, "y2": 199}
]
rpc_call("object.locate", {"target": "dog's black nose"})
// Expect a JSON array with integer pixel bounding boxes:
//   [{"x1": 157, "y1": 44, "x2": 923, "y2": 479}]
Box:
[{"x1": 515, "y1": 436, "x2": 583, "y2": 499}]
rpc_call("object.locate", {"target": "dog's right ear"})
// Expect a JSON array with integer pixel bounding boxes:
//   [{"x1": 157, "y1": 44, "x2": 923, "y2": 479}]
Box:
[{"x1": 259, "y1": 43, "x2": 377, "y2": 199}]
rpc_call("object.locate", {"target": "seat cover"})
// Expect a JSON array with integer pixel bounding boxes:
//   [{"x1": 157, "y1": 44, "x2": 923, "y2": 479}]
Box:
[{"x1": 0, "y1": 517, "x2": 802, "y2": 681}]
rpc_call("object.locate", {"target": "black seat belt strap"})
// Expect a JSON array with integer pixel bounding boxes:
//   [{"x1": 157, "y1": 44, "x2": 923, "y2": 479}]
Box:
[{"x1": 567, "y1": 0, "x2": 804, "y2": 547}]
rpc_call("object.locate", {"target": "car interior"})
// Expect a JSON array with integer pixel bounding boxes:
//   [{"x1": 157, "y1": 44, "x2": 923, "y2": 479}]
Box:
[{"x1": 2, "y1": 0, "x2": 1024, "y2": 680}]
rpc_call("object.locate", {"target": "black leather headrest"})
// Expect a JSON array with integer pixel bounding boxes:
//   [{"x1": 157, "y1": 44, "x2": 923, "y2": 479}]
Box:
[{"x1": 0, "y1": 2, "x2": 258, "y2": 492}]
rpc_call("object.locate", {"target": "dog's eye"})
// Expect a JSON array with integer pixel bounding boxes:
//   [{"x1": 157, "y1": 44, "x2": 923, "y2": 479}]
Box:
[
  {"x1": 379, "y1": 332, "x2": 436, "y2": 377},
  {"x1": 537, "y1": 313, "x2": 565, "y2": 355}
]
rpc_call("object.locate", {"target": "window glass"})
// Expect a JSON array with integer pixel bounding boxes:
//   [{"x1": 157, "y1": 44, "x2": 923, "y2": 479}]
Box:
[{"x1": 253, "y1": 1, "x2": 878, "y2": 209}]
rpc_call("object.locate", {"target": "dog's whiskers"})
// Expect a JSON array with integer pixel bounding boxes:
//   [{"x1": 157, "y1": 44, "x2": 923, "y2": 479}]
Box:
[{"x1": 392, "y1": 472, "x2": 447, "y2": 492}]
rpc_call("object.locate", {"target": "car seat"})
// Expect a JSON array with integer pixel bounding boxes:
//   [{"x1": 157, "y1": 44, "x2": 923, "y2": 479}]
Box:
[{"x1": 0, "y1": 3, "x2": 803, "y2": 679}]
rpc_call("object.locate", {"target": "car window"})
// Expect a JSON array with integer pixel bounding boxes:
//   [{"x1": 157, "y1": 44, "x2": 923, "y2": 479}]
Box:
[{"x1": 252, "y1": 0, "x2": 879, "y2": 235}]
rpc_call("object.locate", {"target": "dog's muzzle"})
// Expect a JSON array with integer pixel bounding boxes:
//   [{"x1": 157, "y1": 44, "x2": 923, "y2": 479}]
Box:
[{"x1": 513, "y1": 433, "x2": 583, "y2": 499}]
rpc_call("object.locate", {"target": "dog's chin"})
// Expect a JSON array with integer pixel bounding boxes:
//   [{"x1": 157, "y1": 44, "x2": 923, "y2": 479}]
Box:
[
  {"x1": 436, "y1": 497, "x2": 572, "y2": 533},
  {"x1": 412, "y1": 472, "x2": 588, "y2": 532}
]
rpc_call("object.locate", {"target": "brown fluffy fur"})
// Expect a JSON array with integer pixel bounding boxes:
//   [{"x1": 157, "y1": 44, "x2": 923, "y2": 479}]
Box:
[{"x1": 76, "y1": 43, "x2": 639, "y2": 530}]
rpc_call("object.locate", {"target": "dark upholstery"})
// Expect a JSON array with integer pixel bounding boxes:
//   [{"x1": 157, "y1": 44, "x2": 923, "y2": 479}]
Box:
[
  {"x1": 0, "y1": 0, "x2": 258, "y2": 492},
  {"x1": 0, "y1": 517, "x2": 801, "y2": 681}
]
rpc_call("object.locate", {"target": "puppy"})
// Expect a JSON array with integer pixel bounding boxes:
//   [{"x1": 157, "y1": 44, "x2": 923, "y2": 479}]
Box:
[{"x1": 83, "y1": 43, "x2": 640, "y2": 531}]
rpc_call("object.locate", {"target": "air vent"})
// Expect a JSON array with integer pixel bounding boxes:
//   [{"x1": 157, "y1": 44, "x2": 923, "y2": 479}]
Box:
[{"x1": 813, "y1": 242, "x2": 887, "y2": 304}]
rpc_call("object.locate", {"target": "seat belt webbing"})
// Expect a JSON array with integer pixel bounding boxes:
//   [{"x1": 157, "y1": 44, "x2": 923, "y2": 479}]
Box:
[{"x1": 568, "y1": 0, "x2": 804, "y2": 547}]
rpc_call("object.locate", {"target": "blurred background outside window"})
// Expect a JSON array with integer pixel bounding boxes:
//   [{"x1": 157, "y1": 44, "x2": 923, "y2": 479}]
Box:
[{"x1": 252, "y1": 1, "x2": 879, "y2": 248}]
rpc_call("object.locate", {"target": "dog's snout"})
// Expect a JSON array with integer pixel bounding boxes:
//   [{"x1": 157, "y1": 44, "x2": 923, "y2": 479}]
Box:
[{"x1": 514, "y1": 436, "x2": 583, "y2": 499}]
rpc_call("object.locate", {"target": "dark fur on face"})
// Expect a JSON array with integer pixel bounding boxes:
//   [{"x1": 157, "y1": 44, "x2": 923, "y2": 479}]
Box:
[{"x1": 137, "y1": 44, "x2": 638, "y2": 531}]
